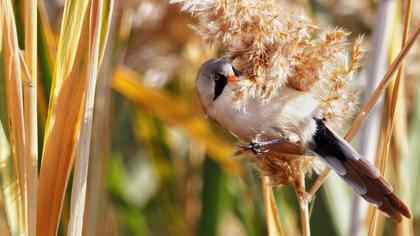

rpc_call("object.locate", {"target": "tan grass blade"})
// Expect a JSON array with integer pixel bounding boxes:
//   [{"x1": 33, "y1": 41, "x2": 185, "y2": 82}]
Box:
[
  {"x1": 38, "y1": 0, "x2": 57, "y2": 51},
  {"x1": 82, "y1": 50, "x2": 113, "y2": 236},
  {"x1": 0, "y1": 9, "x2": 13, "y2": 234},
  {"x1": 23, "y1": 0, "x2": 38, "y2": 233},
  {"x1": 0, "y1": 123, "x2": 21, "y2": 235},
  {"x1": 1, "y1": 0, "x2": 28, "y2": 234},
  {"x1": 345, "y1": 23, "x2": 420, "y2": 142},
  {"x1": 37, "y1": 0, "x2": 57, "y2": 125},
  {"x1": 112, "y1": 66, "x2": 242, "y2": 175},
  {"x1": 67, "y1": 0, "x2": 114, "y2": 235},
  {"x1": 368, "y1": 1, "x2": 413, "y2": 234},
  {"x1": 82, "y1": 8, "x2": 116, "y2": 234},
  {"x1": 376, "y1": 0, "x2": 411, "y2": 175},
  {"x1": 0, "y1": 191, "x2": 11, "y2": 233},
  {"x1": 37, "y1": 0, "x2": 92, "y2": 234},
  {"x1": 0, "y1": 6, "x2": 3, "y2": 50},
  {"x1": 351, "y1": 1, "x2": 397, "y2": 234}
]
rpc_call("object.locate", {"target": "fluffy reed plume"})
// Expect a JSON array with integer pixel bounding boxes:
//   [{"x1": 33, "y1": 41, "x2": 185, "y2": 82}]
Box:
[
  {"x1": 176, "y1": 0, "x2": 363, "y2": 127},
  {"x1": 174, "y1": 0, "x2": 363, "y2": 188}
]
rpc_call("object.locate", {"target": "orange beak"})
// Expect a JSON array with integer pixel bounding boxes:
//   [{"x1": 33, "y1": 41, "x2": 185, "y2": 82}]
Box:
[{"x1": 227, "y1": 74, "x2": 237, "y2": 83}]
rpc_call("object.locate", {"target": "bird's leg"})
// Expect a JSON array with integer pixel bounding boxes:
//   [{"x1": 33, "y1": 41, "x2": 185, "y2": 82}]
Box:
[{"x1": 241, "y1": 137, "x2": 289, "y2": 155}]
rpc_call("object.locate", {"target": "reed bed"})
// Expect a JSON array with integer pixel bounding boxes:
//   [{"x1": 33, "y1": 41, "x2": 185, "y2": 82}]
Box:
[{"x1": 1, "y1": 0, "x2": 420, "y2": 235}]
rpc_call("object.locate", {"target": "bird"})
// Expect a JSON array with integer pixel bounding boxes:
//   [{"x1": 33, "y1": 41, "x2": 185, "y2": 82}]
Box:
[{"x1": 195, "y1": 58, "x2": 411, "y2": 222}]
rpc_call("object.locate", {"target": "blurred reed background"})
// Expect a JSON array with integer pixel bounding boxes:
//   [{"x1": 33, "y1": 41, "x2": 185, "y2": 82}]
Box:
[{"x1": 0, "y1": 0, "x2": 420, "y2": 235}]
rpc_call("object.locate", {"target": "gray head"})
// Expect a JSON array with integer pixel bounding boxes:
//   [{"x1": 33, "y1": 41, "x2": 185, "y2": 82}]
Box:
[{"x1": 196, "y1": 58, "x2": 238, "y2": 110}]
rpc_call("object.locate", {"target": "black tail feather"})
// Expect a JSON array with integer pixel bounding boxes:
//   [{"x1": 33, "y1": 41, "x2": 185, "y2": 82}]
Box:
[{"x1": 309, "y1": 119, "x2": 411, "y2": 222}]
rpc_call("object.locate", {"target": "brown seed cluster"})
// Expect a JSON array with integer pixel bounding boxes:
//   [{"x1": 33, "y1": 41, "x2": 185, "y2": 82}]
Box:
[
  {"x1": 250, "y1": 152, "x2": 324, "y2": 190},
  {"x1": 176, "y1": 0, "x2": 363, "y2": 130},
  {"x1": 175, "y1": 0, "x2": 363, "y2": 186}
]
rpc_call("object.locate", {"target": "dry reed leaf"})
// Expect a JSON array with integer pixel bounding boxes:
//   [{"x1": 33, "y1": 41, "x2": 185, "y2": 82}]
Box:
[
  {"x1": 1, "y1": 0, "x2": 28, "y2": 234},
  {"x1": 82, "y1": 43, "x2": 113, "y2": 236},
  {"x1": 112, "y1": 65, "x2": 242, "y2": 175},
  {"x1": 68, "y1": 0, "x2": 113, "y2": 235},
  {"x1": 97, "y1": 0, "x2": 114, "y2": 66},
  {"x1": 82, "y1": 4, "x2": 116, "y2": 234},
  {"x1": 37, "y1": 0, "x2": 91, "y2": 234},
  {"x1": 37, "y1": 0, "x2": 57, "y2": 125},
  {"x1": 0, "y1": 7, "x2": 3, "y2": 51},
  {"x1": 38, "y1": 0, "x2": 57, "y2": 53},
  {"x1": 0, "y1": 123, "x2": 21, "y2": 236}
]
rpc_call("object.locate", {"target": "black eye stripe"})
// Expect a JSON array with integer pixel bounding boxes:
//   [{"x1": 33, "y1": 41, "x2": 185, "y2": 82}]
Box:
[{"x1": 213, "y1": 73, "x2": 227, "y2": 101}]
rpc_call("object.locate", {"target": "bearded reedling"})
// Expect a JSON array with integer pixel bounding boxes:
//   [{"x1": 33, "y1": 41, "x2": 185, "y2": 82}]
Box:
[
  {"x1": 173, "y1": 0, "x2": 412, "y2": 224},
  {"x1": 195, "y1": 58, "x2": 411, "y2": 222}
]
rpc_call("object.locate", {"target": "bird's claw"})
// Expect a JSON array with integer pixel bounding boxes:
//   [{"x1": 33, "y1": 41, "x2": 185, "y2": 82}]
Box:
[
  {"x1": 240, "y1": 136, "x2": 289, "y2": 155},
  {"x1": 241, "y1": 141, "x2": 270, "y2": 155}
]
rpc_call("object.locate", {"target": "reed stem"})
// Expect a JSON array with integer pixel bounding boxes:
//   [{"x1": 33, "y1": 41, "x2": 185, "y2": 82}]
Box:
[
  {"x1": 262, "y1": 176, "x2": 285, "y2": 236},
  {"x1": 309, "y1": 22, "x2": 420, "y2": 198},
  {"x1": 295, "y1": 187, "x2": 310, "y2": 236},
  {"x1": 23, "y1": 0, "x2": 38, "y2": 231},
  {"x1": 368, "y1": 0, "x2": 412, "y2": 234}
]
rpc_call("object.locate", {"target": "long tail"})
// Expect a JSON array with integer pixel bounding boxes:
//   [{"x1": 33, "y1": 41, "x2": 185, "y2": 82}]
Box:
[{"x1": 309, "y1": 119, "x2": 411, "y2": 222}]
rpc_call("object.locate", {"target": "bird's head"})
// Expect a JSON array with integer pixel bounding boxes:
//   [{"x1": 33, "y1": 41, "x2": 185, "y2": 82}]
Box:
[{"x1": 195, "y1": 58, "x2": 238, "y2": 111}]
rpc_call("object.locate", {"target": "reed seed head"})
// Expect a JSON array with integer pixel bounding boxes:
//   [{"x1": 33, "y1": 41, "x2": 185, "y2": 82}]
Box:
[{"x1": 174, "y1": 0, "x2": 364, "y2": 186}]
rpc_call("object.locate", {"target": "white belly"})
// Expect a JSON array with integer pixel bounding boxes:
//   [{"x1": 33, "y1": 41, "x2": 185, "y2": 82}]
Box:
[{"x1": 207, "y1": 86, "x2": 319, "y2": 144}]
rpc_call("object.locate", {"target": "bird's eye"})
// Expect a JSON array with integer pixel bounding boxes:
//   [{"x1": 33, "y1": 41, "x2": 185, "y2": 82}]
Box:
[{"x1": 212, "y1": 74, "x2": 220, "y2": 81}]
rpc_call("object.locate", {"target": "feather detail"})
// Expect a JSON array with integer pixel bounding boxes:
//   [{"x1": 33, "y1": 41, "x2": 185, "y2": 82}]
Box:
[{"x1": 310, "y1": 119, "x2": 411, "y2": 222}]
